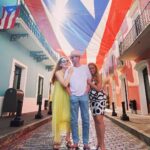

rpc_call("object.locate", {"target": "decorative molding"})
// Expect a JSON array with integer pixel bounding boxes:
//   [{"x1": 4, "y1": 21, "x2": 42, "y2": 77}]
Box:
[
  {"x1": 14, "y1": 22, "x2": 20, "y2": 28},
  {"x1": 134, "y1": 59, "x2": 150, "y2": 71},
  {"x1": 45, "y1": 65, "x2": 54, "y2": 71},
  {"x1": 10, "y1": 33, "x2": 29, "y2": 41},
  {"x1": 30, "y1": 51, "x2": 49, "y2": 62}
]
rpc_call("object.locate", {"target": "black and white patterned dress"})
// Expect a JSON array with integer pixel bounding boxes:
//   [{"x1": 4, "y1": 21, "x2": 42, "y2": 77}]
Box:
[{"x1": 89, "y1": 88, "x2": 106, "y2": 116}]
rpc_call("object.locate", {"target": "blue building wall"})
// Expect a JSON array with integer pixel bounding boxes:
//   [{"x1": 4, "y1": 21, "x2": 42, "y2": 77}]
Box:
[{"x1": 0, "y1": 31, "x2": 51, "y2": 98}]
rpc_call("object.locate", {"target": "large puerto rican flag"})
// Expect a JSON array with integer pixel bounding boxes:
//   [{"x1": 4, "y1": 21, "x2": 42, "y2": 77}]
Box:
[
  {"x1": 0, "y1": 5, "x2": 20, "y2": 30},
  {"x1": 24, "y1": 0, "x2": 132, "y2": 68}
]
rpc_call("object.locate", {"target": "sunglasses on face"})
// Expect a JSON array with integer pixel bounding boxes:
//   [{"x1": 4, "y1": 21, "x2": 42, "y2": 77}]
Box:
[
  {"x1": 89, "y1": 67, "x2": 95, "y2": 70},
  {"x1": 61, "y1": 59, "x2": 69, "y2": 63},
  {"x1": 70, "y1": 55, "x2": 80, "y2": 59}
]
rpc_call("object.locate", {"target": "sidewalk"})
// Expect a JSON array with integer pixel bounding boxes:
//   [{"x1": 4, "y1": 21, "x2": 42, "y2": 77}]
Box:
[
  {"x1": 105, "y1": 109, "x2": 150, "y2": 146},
  {"x1": 0, "y1": 110, "x2": 51, "y2": 149}
]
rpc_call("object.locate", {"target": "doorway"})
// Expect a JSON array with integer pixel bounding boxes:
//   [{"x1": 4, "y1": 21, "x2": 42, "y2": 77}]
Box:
[
  {"x1": 142, "y1": 68, "x2": 150, "y2": 113},
  {"x1": 9, "y1": 59, "x2": 27, "y2": 93}
]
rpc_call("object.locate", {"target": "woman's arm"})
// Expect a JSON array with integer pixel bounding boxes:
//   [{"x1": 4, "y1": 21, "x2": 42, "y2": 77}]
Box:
[
  {"x1": 87, "y1": 77, "x2": 102, "y2": 91},
  {"x1": 55, "y1": 68, "x2": 73, "y2": 87},
  {"x1": 65, "y1": 86, "x2": 71, "y2": 95}
]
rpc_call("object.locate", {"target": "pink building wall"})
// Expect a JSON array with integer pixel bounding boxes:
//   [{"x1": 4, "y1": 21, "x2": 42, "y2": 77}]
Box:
[{"x1": 102, "y1": 0, "x2": 150, "y2": 114}]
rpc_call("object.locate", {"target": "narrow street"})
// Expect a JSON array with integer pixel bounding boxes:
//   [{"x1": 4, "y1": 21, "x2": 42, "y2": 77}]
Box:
[
  {"x1": 0, "y1": 1, "x2": 150, "y2": 150},
  {"x1": 6, "y1": 115, "x2": 149, "y2": 150}
]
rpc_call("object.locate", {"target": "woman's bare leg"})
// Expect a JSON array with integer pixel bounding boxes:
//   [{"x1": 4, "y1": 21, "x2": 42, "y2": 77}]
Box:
[
  {"x1": 65, "y1": 132, "x2": 71, "y2": 141},
  {"x1": 94, "y1": 115, "x2": 105, "y2": 150}
]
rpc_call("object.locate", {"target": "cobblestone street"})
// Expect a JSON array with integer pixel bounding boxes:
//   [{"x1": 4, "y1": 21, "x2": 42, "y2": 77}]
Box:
[
  {"x1": 5, "y1": 115, "x2": 150, "y2": 150},
  {"x1": 0, "y1": 1, "x2": 150, "y2": 150}
]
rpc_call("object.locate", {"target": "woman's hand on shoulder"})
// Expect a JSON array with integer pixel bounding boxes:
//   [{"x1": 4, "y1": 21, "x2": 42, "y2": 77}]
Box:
[
  {"x1": 68, "y1": 67, "x2": 73, "y2": 75},
  {"x1": 65, "y1": 86, "x2": 71, "y2": 95},
  {"x1": 55, "y1": 70, "x2": 62, "y2": 77}
]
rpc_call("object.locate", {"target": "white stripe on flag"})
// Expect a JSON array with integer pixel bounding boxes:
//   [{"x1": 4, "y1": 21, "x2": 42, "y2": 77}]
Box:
[
  {"x1": 7, "y1": 11, "x2": 16, "y2": 29},
  {"x1": 86, "y1": 0, "x2": 112, "y2": 63},
  {"x1": 0, "y1": 11, "x2": 8, "y2": 29},
  {"x1": 42, "y1": 0, "x2": 74, "y2": 56}
]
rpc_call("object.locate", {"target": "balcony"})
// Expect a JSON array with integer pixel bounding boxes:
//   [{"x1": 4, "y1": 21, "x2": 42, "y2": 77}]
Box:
[
  {"x1": 119, "y1": 2, "x2": 150, "y2": 60},
  {"x1": 116, "y1": 59, "x2": 125, "y2": 70},
  {"x1": 108, "y1": 66, "x2": 114, "y2": 76},
  {"x1": 19, "y1": 3, "x2": 58, "y2": 62},
  {"x1": 5, "y1": 3, "x2": 58, "y2": 68}
]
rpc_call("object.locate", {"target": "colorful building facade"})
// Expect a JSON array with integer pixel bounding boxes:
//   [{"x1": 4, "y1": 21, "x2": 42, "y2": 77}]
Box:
[
  {"x1": 102, "y1": 0, "x2": 150, "y2": 115},
  {"x1": 0, "y1": 1, "x2": 58, "y2": 115},
  {"x1": 0, "y1": 0, "x2": 149, "y2": 116}
]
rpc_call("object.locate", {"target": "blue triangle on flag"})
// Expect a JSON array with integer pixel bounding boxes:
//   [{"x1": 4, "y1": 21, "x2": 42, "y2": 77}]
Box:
[{"x1": 5, "y1": 5, "x2": 17, "y2": 15}]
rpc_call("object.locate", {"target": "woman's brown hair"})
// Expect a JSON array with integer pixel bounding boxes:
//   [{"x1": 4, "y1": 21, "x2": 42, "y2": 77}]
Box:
[
  {"x1": 51, "y1": 57, "x2": 67, "y2": 84},
  {"x1": 88, "y1": 63, "x2": 101, "y2": 85}
]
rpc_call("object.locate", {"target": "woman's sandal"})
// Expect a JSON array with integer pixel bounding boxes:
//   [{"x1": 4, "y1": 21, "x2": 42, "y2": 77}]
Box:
[
  {"x1": 66, "y1": 140, "x2": 72, "y2": 148},
  {"x1": 96, "y1": 145, "x2": 106, "y2": 150},
  {"x1": 70, "y1": 144, "x2": 79, "y2": 150},
  {"x1": 96, "y1": 145, "x2": 100, "y2": 150},
  {"x1": 53, "y1": 143, "x2": 60, "y2": 150},
  {"x1": 83, "y1": 145, "x2": 90, "y2": 150}
]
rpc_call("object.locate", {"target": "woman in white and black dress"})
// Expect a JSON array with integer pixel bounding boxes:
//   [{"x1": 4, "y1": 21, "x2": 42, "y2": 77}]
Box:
[{"x1": 88, "y1": 63, "x2": 106, "y2": 150}]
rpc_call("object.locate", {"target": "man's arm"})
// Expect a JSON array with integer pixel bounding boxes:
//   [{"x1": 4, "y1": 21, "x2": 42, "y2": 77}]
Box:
[
  {"x1": 85, "y1": 65, "x2": 91, "y2": 94},
  {"x1": 85, "y1": 84, "x2": 90, "y2": 94}
]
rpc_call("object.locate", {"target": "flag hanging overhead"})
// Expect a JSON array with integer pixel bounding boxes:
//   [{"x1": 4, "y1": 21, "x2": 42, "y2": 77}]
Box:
[
  {"x1": 0, "y1": 5, "x2": 20, "y2": 30},
  {"x1": 24, "y1": 0, "x2": 132, "y2": 67}
]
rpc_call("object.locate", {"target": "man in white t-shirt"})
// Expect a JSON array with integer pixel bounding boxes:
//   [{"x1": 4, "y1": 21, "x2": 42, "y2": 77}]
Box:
[{"x1": 69, "y1": 50, "x2": 91, "y2": 149}]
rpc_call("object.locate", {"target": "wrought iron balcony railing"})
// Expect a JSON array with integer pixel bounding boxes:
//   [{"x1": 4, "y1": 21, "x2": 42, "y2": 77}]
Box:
[
  {"x1": 117, "y1": 59, "x2": 124, "y2": 69},
  {"x1": 19, "y1": 3, "x2": 58, "y2": 61},
  {"x1": 119, "y1": 2, "x2": 150, "y2": 55},
  {"x1": 108, "y1": 66, "x2": 114, "y2": 75}
]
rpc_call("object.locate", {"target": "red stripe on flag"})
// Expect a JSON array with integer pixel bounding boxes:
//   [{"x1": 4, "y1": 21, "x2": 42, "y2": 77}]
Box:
[
  {"x1": 4, "y1": 14, "x2": 10, "y2": 29},
  {"x1": 25, "y1": 0, "x2": 62, "y2": 55},
  {"x1": 80, "y1": 51, "x2": 87, "y2": 64},
  {"x1": 0, "y1": 8, "x2": 6, "y2": 29},
  {"x1": 96, "y1": 0, "x2": 132, "y2": 69},
  {"x1": 10, "y1": 7, "x2": 20, "y2": 29},
  {"x1": 0, "y1": 6, "x2": 20, "y2": 30}
]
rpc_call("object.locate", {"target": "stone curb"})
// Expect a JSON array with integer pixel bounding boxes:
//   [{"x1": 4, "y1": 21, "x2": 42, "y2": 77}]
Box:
[
  {"x1": 105, "y1": 114, "x2": 150, "y2": 146},
  {"x1": 0, "y1": 116, "x2": 51, "y2": 149}
]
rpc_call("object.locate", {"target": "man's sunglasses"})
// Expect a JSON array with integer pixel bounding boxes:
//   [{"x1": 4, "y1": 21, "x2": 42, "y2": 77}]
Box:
[{"x1": 70, "y1": 55, "x2": 80, "y2": 59}]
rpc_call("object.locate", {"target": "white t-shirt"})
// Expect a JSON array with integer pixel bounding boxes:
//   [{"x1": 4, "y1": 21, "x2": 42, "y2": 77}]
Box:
[{"x1": 69, "y1": 65, "x2": 91, "y2": 96}]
